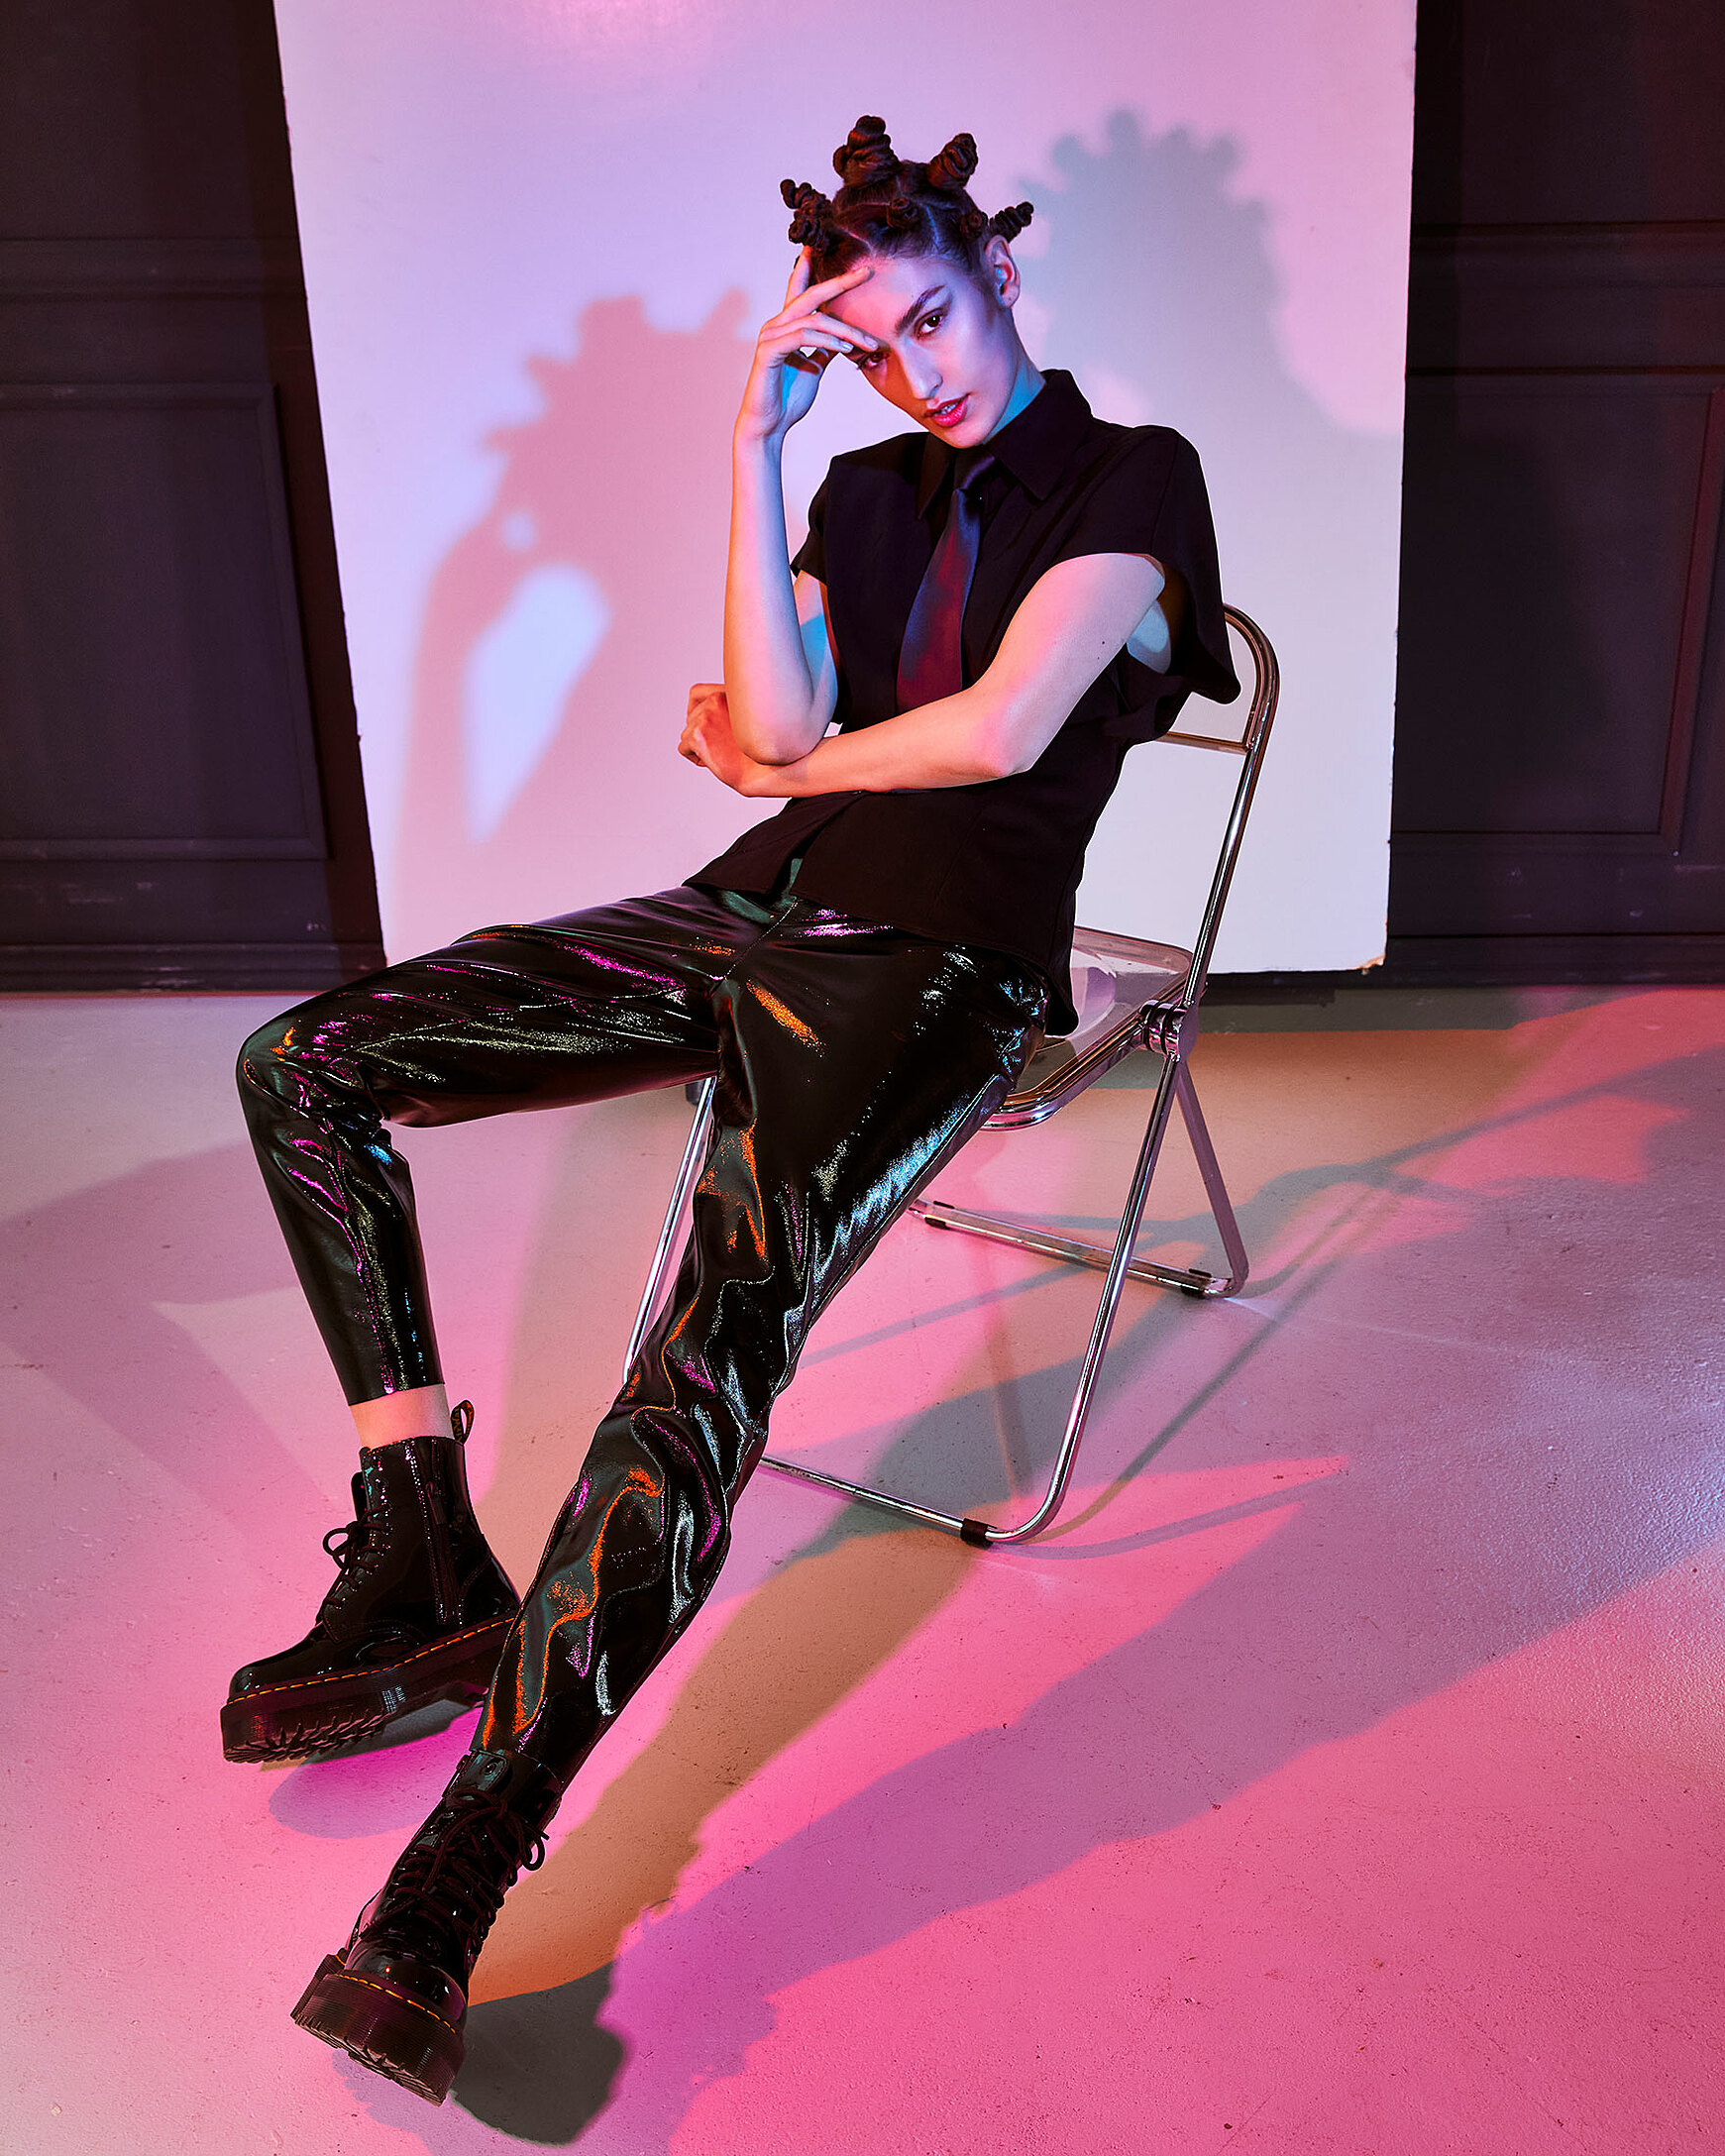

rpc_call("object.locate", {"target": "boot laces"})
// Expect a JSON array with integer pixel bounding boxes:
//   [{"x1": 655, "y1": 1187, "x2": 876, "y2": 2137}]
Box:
[
  {"x1": 323, "y1": 1467, "x2": 384, "y2": 1586},
  {"x1": 380, "y1": 1787, "x2": 548, "y2": 1957},
  {"x1": 322, "y1": 1517, "x2": 366, "y2": 1573}
]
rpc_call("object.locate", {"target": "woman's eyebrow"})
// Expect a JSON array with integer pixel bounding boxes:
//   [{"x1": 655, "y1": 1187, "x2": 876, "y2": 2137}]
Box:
[{"x1": 894, "y1": 284, "x2": 947, "y2": 335}]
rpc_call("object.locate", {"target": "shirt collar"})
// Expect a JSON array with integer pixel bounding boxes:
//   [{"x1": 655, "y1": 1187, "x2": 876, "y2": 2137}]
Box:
[{"x1": 914, "y1": 369, "x2": 1094, "y2": 517}]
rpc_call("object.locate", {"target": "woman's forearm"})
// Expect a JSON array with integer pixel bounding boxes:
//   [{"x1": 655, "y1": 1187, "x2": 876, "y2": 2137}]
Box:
[
  {"x1": 744, "y1": 686, "x2": 1013, "y2": 797},
  {"x1": 702, "y1": 550, "x2": 1163, "y2": 802},
  {"x1": 723, "y1": 434, "x2": 826, "y2": 762}
]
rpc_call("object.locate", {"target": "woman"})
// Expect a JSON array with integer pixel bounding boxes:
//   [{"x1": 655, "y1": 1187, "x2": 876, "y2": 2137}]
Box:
[{"x1": 235, "y1": 117, "x2": 1237, "y2": 2102}]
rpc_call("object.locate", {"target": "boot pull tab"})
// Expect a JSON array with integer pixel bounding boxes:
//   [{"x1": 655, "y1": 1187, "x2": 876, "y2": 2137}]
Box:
[{"x1": 450, "y1": 1400, "x2": 475, "y2": 1443}]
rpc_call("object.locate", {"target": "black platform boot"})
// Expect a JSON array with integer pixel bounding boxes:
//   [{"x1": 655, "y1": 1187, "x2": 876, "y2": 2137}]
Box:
[
  {"x1": 222, "y1": 1403, "x2": 520, "y2": 1763},
  {"x1": 292, "y1": 1746, "x2": 563, "y2": 2102}
]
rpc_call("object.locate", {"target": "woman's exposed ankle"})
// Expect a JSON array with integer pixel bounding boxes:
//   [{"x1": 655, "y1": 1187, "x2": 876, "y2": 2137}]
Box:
[{"x1": 350, "y1": 1383, "x2": 454, "y2": 1451}]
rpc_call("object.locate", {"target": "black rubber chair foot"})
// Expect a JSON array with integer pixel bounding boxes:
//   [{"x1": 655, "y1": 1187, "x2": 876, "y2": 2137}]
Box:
[{"x1": 292, "y1": 1955, "x2": 462, "y2": 2105}]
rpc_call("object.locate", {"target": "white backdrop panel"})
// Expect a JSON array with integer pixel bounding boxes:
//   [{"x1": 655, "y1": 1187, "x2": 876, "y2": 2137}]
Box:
[{"x1": 274, "y1": 0, "x2": 1414, "y2": 973}]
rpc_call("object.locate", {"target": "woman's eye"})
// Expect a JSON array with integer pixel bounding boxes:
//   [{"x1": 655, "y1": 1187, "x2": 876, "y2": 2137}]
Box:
[{"x1": 916, "y1": 312, "x2": 944, "y2": 337}]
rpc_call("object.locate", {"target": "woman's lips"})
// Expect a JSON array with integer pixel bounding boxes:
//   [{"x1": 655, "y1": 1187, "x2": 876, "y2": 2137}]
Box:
[{"x1": 926, "y1": 395, "x2": 969, "y2": 428}]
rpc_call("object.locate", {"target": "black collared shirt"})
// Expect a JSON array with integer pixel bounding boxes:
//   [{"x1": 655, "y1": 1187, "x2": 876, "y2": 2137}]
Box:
[{"x1": 692, "y1": 370, "x2": 1238, "y2": 1031}]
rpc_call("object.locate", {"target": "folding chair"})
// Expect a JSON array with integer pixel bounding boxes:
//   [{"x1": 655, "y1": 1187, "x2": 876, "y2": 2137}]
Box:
[{"x1": 623, "y1": 604, "x2": 1280, "y2": 1548}]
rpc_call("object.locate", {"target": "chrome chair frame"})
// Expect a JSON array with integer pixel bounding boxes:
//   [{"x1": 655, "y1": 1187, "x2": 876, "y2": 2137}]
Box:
[{"x1": 624, "y1": 605, "x2": 1281, "y2": 1548}]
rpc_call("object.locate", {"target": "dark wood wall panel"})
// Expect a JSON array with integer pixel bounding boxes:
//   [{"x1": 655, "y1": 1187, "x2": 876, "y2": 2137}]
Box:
[
  {"x1": 0, "y1": 387, "x2": 325, "y2": 855},
  {"x1": 1388, "y1": 1, "x2": 1725, "y2": 984},
  {"x1": 0, "y1": 0, "x2": 382, "y2": 990},
  {"x1": 1407, "y1": 3, "x2": 1725, "y2": 227},
  {"x1": 1395, "y1": 374, "x2": 1721, "y2": 841}
]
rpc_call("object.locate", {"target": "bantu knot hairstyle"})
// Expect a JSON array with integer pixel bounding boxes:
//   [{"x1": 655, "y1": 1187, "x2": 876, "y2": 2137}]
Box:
[
  {"x1": 925, "y1": 132, "x2": 978, "y2": 192},
  {"x1": 780, "y1": 115, "x2": 1034, "y2": 284},
  {"x1": 833, "y1": 116, "x2": 898, "y2": 188},
  {"x1": 780, "y1": 178, "x2": 833, "y2": 249}
]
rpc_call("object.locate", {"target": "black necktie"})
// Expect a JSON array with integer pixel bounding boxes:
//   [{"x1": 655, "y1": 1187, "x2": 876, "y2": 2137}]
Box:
[{"x1": 896, "y1": 450, "x2": 996, "y2": 710}]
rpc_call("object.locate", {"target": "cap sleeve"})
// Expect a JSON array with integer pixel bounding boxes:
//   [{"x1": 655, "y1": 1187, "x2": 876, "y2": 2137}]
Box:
[
  {"x1": 1053, "y1": 431, "x2": 1239, "y2": 742},
  {"x1": 790, "y1": 472, "x2": 830, "y2": 584}
]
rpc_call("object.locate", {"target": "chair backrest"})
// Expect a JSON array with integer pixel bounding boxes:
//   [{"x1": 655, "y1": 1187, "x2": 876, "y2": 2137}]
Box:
[
  {"x1": 1161, "y1": 603, "x2": 1280, "y2": 1011},
  {"x1": 1001, "y1": 605, "x2": 1281, "y2": 1122}
]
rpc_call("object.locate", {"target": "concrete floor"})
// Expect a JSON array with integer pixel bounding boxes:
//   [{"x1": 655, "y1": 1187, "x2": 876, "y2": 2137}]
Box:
[{"x1": 3, "y1": 985, "x2": 1721, "y2": 2155}]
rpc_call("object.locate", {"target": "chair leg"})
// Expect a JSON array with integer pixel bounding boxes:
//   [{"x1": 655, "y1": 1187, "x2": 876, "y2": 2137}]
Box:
[
  {"x1": 762, "y1": 1052, "x2": 1190, "y2": 1548},
  {"x1": 908, "y1": 1062, "x2": 1247, "y2": 1299},
  {"x1": 621, "y1": 1076, "x2": 716, "y2": 1383},
  {"x1": 626, "y1": 1052, "x2": 1237, "y2": 1548},
  {"x1": 1173, "y1": 1061, "x2": 1249, "y2": 1295}
]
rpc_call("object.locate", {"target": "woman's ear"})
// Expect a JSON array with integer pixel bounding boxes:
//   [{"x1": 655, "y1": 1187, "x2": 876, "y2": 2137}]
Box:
[{"x1": 983, "y1": 235, "x2": 1021, "y2": 309}]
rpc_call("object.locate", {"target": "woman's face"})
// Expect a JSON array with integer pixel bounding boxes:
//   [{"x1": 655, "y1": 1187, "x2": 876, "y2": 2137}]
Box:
[{"x1": 824, "y1": 241, "x2": 1039, "y2": 448}]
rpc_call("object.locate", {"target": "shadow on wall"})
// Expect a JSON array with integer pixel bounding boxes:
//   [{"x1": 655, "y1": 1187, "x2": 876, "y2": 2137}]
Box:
[
  {"x1": 1024, "y1": 114, "x2": 1401, "y2": 873},
  {"x1": 1024, "y1": 109, "x2": 1400, "y2": 567},
  {"x1": 1017, "y1": 115, "x2": 1402, "y2": 953},
  {"x1": 386, "y1": 112, "x2": 1400, "y2": 963},
  {"x1": 390, "y1": 290, "x2": 758, "y2": 955}
]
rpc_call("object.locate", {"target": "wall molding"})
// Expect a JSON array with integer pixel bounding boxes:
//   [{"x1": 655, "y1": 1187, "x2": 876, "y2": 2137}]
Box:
[
  {"x1": 0, "y1": 237, "x2": 300, "y2": 298},
  {"x1": 1384, "y1": 932, "x2": 1725, "y2": 986},
  {"x1": 1407, "y1": 219, "x2": 1725, "y2": 373},
  {"x1": 0, "y1": 940, "x2": 385, "y2": 993}
]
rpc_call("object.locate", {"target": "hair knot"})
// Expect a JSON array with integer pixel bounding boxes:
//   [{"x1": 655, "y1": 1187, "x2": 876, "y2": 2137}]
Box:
[
  {"x1": 988, "y1": 200, "x2": 1034, "y2": 242},
  {"x1": 833, "y1": 116, "x2": 898, "y2": 188},
  {"x1": 781, "y1": 177, "x2": 834, "y2": 248},
  {"x1": 926, "y1": 133, "x2": 979, "y2": 192},
  {"x1": 783, "y1": 119, "x2": 1030, "y2": 282}
]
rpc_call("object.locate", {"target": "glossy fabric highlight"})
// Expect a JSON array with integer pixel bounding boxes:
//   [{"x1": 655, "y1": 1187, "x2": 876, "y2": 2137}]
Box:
[{"x1": 240, "y1": 884, "x2": 1042, "y2": 1784}]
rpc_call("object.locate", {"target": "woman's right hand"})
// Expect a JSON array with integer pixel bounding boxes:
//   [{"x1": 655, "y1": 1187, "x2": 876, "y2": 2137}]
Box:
[{"x1": 735, "y1": 251, "x2": 878, "y2": 447}]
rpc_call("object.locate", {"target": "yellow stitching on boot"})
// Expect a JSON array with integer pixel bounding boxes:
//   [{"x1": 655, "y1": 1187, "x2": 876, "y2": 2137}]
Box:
[
  {"x1": 235, "y1": 1617, "x2": 514, "y2": 1700},
  {"x1": 328, "y1": 1969, "x2": 460, "y2": 2034}
]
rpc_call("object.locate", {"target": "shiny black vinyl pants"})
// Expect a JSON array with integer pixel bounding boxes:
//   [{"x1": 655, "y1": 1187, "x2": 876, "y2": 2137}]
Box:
[{"x1": 238, "y1": 884, "x2": 1043, "y2": 1787}]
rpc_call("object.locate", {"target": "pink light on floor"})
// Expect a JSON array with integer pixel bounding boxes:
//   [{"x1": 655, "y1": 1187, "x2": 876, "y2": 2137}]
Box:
[{"x1": 6, "y1": 986, "x2": 1722, "y2": 2153}]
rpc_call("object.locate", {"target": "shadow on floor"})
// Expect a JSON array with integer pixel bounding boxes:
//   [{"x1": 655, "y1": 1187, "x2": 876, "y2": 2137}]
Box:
[
  {"x1": 416, "y1": 1019, "x2": 1725, "y2": 2150},
  {"x1": 456, "y1": 1972, "x2": 628, "y2": 2144}
]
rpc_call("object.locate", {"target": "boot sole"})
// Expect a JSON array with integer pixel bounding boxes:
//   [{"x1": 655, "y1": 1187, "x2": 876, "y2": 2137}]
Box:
[
  {"x1": 221, "y1": 1617, "x2": 516, "y2": 1764},
  {"x1": 292, "y1": 1954, "x2": 461, "y2": 2104}
]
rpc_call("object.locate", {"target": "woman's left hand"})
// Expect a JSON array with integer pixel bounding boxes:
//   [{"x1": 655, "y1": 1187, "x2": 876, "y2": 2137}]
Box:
[{"x1": 680, "y1": 683, "x2": 786, "y2": 797}]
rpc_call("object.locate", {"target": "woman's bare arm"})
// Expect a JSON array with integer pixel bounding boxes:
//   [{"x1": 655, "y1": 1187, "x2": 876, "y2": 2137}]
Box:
[
  {"x1": 723, "y1": 451, "x2": 842, "y2": 759},
  {"x1": 683, "y1": 551, "x2": 1167, "y2": 796},
  {"x1": 722, "y1": 254, "x2": 876, "y2": 762}
]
